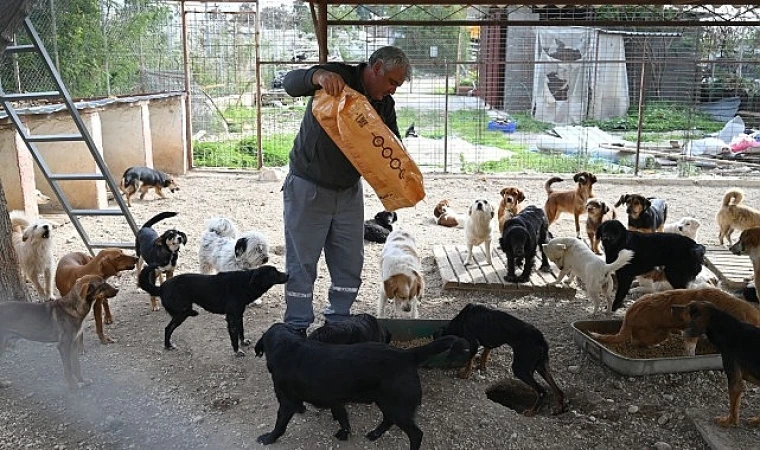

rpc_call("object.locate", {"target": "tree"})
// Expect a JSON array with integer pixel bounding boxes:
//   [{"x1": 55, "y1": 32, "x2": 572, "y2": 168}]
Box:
[{"x1": 0, "y1": 0, "x2": 35, "y2": 302}]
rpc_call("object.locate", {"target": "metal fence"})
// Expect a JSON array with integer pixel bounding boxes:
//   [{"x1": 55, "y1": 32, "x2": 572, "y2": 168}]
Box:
[{"x1": 3, "y1": 2, "x2": 760, "y2": 177}]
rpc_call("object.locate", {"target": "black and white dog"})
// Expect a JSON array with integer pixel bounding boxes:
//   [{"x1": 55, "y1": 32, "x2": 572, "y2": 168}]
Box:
[{"x1": 136, "y1": 211, "x2": 187, "y2": 311}]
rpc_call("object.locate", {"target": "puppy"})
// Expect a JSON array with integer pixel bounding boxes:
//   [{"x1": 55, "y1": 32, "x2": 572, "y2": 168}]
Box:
[
  {"x1": 662, "y1": 216, "x2": 700, "y2": 241},
  {"x1": 119, "y1": 166, "x2": 179, "y2": 207},
  {"x1": 729, "y1": 227, "x2": 760, "y2": 302},
  {"x1": 363, "y1": 211, "x2": 398, "y2": 243},
  {"x1": 615, "y1": 194, "x2": 667, "y2": 233},
  {"x1": 585, "y1": 198, "x2": 617, "y2": 254},
  {"x1": 378, "y1": 229, "x2": 424, "y2": 318},
  {"x1": 544, "y1": 172, "x2": 597, "y2": 239},
  {"x1": 597, "y1": 220, "x2": 705, "y2": 311},
  {"x1": 55, "y1": 249, "x2": 138, "y2": 344},
  {"x1": 433, "y1": 200, "x2": 462, "y2": 228},
  {"x1": 436, "y1": 303, "x2": 564, "y2": 416},
  {"x1": 254, "y1": 322, "x2": 468, "y2": 448},
  {"x1": 497, "y1": 187, "x2": 526, "y2": 233},
  {"x1": 500, "y1": 205, "x2": 551, "y2": 283},
  {"x1": 9, "y1": 210, "x2": 55, "y2": 300},
  {"x1": 138, "y1": 264, "x2": 288, "y2": 356},
  {"x1": 542, "y1": 237, "x2": 634, "y2": 315},
  {"x1": 198, "y1": 217, "x2": 271, "y2": 305},
  {"x1": 591, "y1": 288, "x2": 760, "y2": 356},
  {"x1": 717, "y1": 188, "x2": 760, "y2": 245},
  {"x1": 308, "y1": 313, "x2": 391, "y2": 344},
  {"x1": 465, "y1": 199, "x2": 495, "y2": 265},
  {"x1": 136, "y1": 211, "x2": 187, "y2": 311},
  {"x1": 0, "y1": 275, "x2": 118, "y2": 389},
  {"x1": 678, "y1": 301, "x2": 760, "y2": 427}
]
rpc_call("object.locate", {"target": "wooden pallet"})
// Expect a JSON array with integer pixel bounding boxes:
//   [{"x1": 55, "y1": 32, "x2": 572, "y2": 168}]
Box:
[
  {"x1": 433, "y1": 244, "x2": 576, "y2": 296},
  {"x1": 703, "y1": 246, "x2": 755, "y2": 290}
]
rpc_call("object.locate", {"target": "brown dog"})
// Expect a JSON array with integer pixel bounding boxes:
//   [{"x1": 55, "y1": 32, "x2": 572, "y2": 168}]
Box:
[
  {"x1": 591, "y1": 288, "x2": 760, "y2": 356},
  {"x1": 678, "y1": 300, "x2": 760, "y2": 428},
  {"x1": 55, "y1": 249, "x2": 138, "y2": 344},
  {"x1": 0, "y1": 275, "x2": 119, "y2": 389},
  {"x1": 717, "y1": 188, "x2": 760, "y2": 245},
  {"x1": 497, "y1": 186, "x2": 526, "y2": 233},
  {"x1": 433, "y1": 199, "x2": 460, "y2": 227},
  {"x1": 585, "y1": 198, "x2": 616, "y2": 254},
  {"x1": 615, "y1": 194, "x2": 667, "y2": 233},
  {"x1": 544, "y1": 172, "x2": 597, "y2": 239}
]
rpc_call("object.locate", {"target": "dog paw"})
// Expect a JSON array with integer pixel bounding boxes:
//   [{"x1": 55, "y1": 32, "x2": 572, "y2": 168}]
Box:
[
  {"x1": 365, "y1": 430, "x2": 383, "y2": 441},
  {"x1": 151, "y1": 305, "x2": 161, "y2": 312},
  {"x1": 335, "y1": 429, "x2": 350, "y2": 441},
  {"x1": 504, "y1": 275, "x2": 518, "y2": 283},
  {"x1": 714, "y1": 416, "x2": 737, "y2": 427},
  {"x1": 539, "y1": 265, "x2": 551, "y2": 273},
  {"x1": 257, "y1": 433, "x2": 278, "y2": 445},
  {"x1": 99, "y1": 336, "x2": 115, "y2": 345},
  {"x1": 235, "y1": 350, "x2": 246, "y2": 357},
  {"x1": 241, "y1": 338, "x2": 252, "y2": 347},
  {"x1": 104, "y1": 316, "x2": 114, "y2": 325},
  {"x1": 296, "y1": 403, "x2": 307, "y2": 414},
  {"x1": 165, "y1": 343, "x2": 177, "y2": 351}
]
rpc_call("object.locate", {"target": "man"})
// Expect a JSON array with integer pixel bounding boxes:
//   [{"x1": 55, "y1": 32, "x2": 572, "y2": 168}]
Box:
[{"x1": 281, "y1": 46, "x2": 411, "y2": 333}]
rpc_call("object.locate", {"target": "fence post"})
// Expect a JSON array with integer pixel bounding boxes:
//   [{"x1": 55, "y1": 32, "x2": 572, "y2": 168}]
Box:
[
  {"x1": 444, "y1": 59, "x2": 449, "y2": 173},
  {"x1": 634, "y1": 40, "x2": 647, "y2": 177}
]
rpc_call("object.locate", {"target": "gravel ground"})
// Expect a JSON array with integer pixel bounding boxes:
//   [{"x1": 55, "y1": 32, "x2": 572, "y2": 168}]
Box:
[{"x1": 4, "y1": 171, "x2": 760, "y2": 450}]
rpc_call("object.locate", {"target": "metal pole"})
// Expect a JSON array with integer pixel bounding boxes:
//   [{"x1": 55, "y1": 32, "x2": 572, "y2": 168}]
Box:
[
  {"x1": 181, "y1": 2, "x2": 193, "y2": 170},
  {"x1": 48, "y1": 0, "x2": 59, "y2": 72},
  {"x1": 255, "y1": 0, "x2": 263, "y2": 169},
  {"x1": 444, "y1": 59, "x2": 450, "y2": 173},
  {"x1": 634, "y1": 40, "x2": 647, "y2": 176}
]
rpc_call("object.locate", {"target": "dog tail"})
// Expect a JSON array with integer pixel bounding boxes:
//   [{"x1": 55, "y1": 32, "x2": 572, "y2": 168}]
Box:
[
  {"x1": 142, "y1": 211, "x2": 178, "y2": 229},
  {"x1": 723, "y1": 188, "x2": 744, "y2": 207},
  {"x1": 138, "y1": 265, "x2": 162, "y2": 297},
  {"x1": 605, "y1": 249, "x2": 634, "y2": 275},
  {"x1": 544, "y1": 177, "x2": 563, "y2": 194},
  {"x1": 8, "y1": 210, "x2": 30, "y2": 232},
  {"x1": 407, "y1": 335, "x2": 469, "y2": 366},
  {"x1": 588, "y1": 329, "x2": 629, "y2": 344}
]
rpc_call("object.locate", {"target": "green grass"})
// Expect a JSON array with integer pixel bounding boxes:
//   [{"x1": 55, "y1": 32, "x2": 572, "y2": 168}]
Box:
[
  {"x1": 193, "y1": 134, "x2": 293, "y2": 169},
  {"x1": 581, "y1": 102, "x2": 725, "y2": 133}
]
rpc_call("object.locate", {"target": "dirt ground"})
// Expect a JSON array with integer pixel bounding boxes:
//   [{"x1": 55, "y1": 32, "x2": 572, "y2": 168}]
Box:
[{"x1": 3, "y1": 171, "x2": 760, "y2": 450}]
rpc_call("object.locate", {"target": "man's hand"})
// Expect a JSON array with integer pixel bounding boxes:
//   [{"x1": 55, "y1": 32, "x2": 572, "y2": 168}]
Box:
[{"x1": 313, "y1": 69, "x2": 345, "y2": 96}]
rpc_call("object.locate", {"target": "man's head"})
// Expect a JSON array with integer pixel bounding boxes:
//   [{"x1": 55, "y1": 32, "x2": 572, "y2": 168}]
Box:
[{"x1": 364, "y1": 46, "x2": 411, "y2": 100}]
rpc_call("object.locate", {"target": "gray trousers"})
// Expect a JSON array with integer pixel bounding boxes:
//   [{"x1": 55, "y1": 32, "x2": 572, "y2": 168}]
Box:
[{"x1": 282, "y1": 174, "x2": 364, "y2": 329}]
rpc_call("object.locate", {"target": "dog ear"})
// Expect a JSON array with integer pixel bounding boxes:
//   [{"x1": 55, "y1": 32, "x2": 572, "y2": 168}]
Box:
[
  {"x1": 22, "y1": 225, "x2": 33, "y2": 242},
  {"x1": 383, "y1": 277, "x2": 398, "y2": 300},
  {"x1": 391, "y1": 212, "x2": 398, "y2": 222},
  {"x1": 614, "y1": 195, "x2": 628, "y2": 208},
  {"x1": 235, "y1": 237, "x2": 248, "y2": 258},
  {"x1": 178, "y1": 231, "x2": 188, "y2": 245},
  {"x1": 410, "y1": 270, "x2": 425, "y2": 300},
  {"x1": 573, "y1": 172, "x2": 585, "y2": 183},
  {"x1": 517, "y1": 189, "x2": 525, "y2": 203},
  {"x1": 641, "y1": 197, "x2": 651, "y2": 210},
  {"x1": 602, "y1": 202, "x2": 609, "y2": 214},
  {"x1": 490, "y1": 208, "x2": 495, "y2": 219},
  {"x1": 590, "y1": 174, "x2": 597, "y2": 184},
  {"x1": 500, "y1": 187, "x2": 509, "y2": 197}
]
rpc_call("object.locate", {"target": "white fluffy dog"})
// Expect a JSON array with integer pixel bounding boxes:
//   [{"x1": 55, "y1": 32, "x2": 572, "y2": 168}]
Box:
[
  {"x1": 543, "y1": 237, "x2": 634, "y2": 315},
  {"x1": 378, "y1": 229, "x2": 424, "y2": 318},
  {"x1": 198, "y1": 217, "x2": 270, "y2": 304},
  {"x1": 663, "y1": 216, "x2": 700, "y2": 241},
  {"x1": 464, "y1": 198, "x2": 495, "y2": 265},
  {"x1": 9, "y1": 210, "x2": 55, "y2": 300}
]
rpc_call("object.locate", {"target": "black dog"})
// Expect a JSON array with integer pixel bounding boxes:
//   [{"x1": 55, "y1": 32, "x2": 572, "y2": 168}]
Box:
[
  {"x1": 136, "y1": 211, "x2": 187, "y2": 311},
  {"x1": 119, "y1": 166, "x2": 179, "y2": 207},
  {"x1": 254, "y1": 323, "x2": 468, "y2": 449},
  {"x1": 678, "y1": 300, "x2": 760, "y2": 427},
  {"x1": 615, "y1": 194, "x2": 668, "y2": 233},
  {"x1": 499, "y1": 205, "x2": 551, "y2": 283},
  {"x1": 363, "y1": 211, "x2": 398, "y2": 243},
  {"x1": 436, "y1": 303, "x2": 564, "y2": 416},
  {"x1": 598, "y1": 220, "x2": 705, "y2": 311},
  {"x1": 138, "y1": 265, "x2": 288, "y2": 356},
  {"x1": 308, "y1": 313, "x2": 391, "y2": 344}
]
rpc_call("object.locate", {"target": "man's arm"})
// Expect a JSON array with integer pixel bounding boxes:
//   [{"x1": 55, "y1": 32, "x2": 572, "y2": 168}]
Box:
[{"x1": 283, "y1": 66, "x2": 346, "y2": 98}]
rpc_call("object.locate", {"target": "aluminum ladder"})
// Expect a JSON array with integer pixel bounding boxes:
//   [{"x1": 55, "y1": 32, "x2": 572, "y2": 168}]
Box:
[{"x1": 0, "y1": 17, "x2": 138, "y2": 253}]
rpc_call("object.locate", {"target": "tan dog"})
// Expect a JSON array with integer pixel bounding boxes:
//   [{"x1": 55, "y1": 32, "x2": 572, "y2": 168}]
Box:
[
  {"x1": 55, "y1": 249, "x2": 138, "y2": 344},
  {"x1": 433, "y1": 199, "x2": 461, "y2": 228},
  {"x1": 585, "y1": 198, "x2": 616, "y2": 254},
  {"x1": 378, "y1": 229, "x2": 424, "y2": 318},
  {"x1": 9, "y1": 210, "x2": 55, "y2": 300},
  {"x1": 717, "y1": 188, "x2": 760, "y2": 245},
  {"x1": 497, "y1": 186, "x2": 525, "y2": 233},
  {"x1": 729, "y1": 227, "x2": 760, "y2": 286},
  {"x1": 590, "y1": 288, "x2": 760, "y2": 356},
  {"x1": 544, "y1": 172, "x2": 597, "y2": 239},
  {"x1": 0, "y1": 275, "x2": 119, "y2": 389}
]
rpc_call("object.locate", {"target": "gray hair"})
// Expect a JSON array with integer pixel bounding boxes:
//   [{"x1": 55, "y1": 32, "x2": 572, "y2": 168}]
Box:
[{"x1": 369, "y1": 46, "x2": 412, "y2": 81}]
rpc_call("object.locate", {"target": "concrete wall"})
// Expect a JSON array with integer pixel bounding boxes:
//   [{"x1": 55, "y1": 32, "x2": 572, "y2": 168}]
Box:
[
  {"x1": 26, "y1": 110, "x2": 108, "y2": 210},
  {"x1": 0, "y1": 121, "x2": 38, "y2": 217},
  {"x1": 150, "y1": 95, "x2": 188, "y2": 175},
  {"x1": 100, "y1": 101, "x2": 153, "y2": 180}
]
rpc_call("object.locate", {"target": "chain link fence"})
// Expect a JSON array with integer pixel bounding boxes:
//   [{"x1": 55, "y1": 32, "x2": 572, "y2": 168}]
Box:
[{"x1": 3, "y1": 2, "x2": 760, "y2": 177}]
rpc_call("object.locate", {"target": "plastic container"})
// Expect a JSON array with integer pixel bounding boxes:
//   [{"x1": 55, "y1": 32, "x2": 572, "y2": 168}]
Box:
[
  {"x1": 487, "y1": 120, "x2": 517, "y2": 134},
  {"x1": 572, "y1": 320, "x2": 722, "y2": 376},
  {"x1": 378, "y1": 318, "x2": 468, "y2": 369}
]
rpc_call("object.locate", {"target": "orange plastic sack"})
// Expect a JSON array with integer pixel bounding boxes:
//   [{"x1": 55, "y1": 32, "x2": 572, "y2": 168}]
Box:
[{"x1": 312, "y1": 86, "x2": 425, "y2": 211}]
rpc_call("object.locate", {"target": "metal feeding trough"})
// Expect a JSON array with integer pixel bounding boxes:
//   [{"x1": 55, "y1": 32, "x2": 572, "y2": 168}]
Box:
[
  {"x1": 572, "y1": 320, "x2": 723, "y2": 376},
  {"x1": 377, "y1": 318, "x2": 468, "y2": 369}
]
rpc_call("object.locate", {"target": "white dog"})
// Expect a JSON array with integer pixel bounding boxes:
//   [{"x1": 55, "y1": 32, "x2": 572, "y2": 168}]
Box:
[
  {"x1": 9, "y1": 210, "x2": 55, "y2": 300},
  {"x1": 378, "y1": 229, "x2": 424, "y2": 318},
  {"x1": 542, "y1": 237, "x2": 634, "y2": 315},
  {"x1": 663, "y1": 216, "x2": 700, "y2": 241},
  {"x1": 464, "y1": 199, "x2": 495, "y2": 265},
  {"x1": 198, "y1": 217, "x2": 270, "y2": 304}
]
